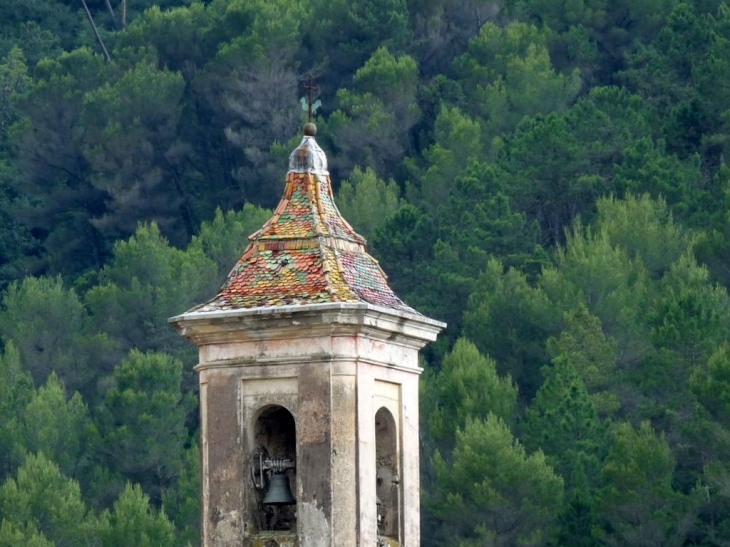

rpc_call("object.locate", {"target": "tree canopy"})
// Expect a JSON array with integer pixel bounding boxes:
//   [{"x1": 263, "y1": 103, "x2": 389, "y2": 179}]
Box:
[{"x1": 2, "y1": 1, "x2": 730, "y2": 545}]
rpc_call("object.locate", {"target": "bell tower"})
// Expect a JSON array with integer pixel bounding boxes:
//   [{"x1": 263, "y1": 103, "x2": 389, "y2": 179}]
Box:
[{"x1": 171, "y1": 124, "x2": 444, "y2": 547}]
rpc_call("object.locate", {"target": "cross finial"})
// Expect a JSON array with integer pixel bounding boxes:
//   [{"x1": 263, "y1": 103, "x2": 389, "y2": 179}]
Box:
[{"x1": 301, "y1": 74, "x2": 321, "y2": 123}]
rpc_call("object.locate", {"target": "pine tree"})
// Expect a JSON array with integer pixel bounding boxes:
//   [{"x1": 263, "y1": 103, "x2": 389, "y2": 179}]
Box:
[
  {"x1": 431, "y1": 415, "x2": 564, "y2": 547},
  {"x1": 99, "y1": 483, "x2": 176, "y2": 547}
]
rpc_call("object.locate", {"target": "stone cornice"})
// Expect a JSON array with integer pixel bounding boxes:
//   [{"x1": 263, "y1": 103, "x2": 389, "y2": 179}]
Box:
[
  {"x1": 193, "y1": 354, "x2": 423, "y2": 375},
  {"x1": 169, "y1": 302, "x2": 445, "y2": 348}
]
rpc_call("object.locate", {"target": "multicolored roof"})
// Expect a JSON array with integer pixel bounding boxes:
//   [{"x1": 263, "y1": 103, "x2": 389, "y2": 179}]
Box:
[{"x1": 190, "y1": 134, "x2": 417, "y2": 314}]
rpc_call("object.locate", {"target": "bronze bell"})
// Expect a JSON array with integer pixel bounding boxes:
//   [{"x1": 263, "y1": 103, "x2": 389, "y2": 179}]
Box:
[{"x1": 263, "y1": 472, "x2": 296, "y2": 505}]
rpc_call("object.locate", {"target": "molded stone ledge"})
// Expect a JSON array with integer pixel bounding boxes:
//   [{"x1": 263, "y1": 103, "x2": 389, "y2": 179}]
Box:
[
  {"x1": 243, "y1": 531, "x2": 298, "y2": 547},
  {"x1": 170, "y1": 302, "x2": 445, "y2": 348}
]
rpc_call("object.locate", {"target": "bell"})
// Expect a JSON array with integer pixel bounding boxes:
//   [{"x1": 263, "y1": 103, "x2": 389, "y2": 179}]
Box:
[{"x1": 263, "y1": 472, "x2": 296, "y2": 505}]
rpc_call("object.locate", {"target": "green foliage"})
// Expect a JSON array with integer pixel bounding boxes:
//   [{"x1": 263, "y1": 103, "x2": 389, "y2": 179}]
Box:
[
  {"x1": 0, "y1": 47, "x2": 30, "y2": 147},
  {"x1": 509, "y1": 0, "x2": 674, "y2": 82},
  {"x1": 431, "y1": 415, "x2": 564, "y2": 547},
  {"x1": 85, "y1": 223, "x2": 217, "y2": 362},
  {"x1": 306, "y1": 0, "x2": 412, "y2": 81},
  {"x1": 415, "y1": 105, "x2": 484, "y2": 210},
  {"x1": 537, "y1": 417, "x2": 603, "y2": 547},
  {"x1": 9, "y1": 47, "x2": 115, "y2": 276},
  {"x1": 98, "y1": 350, "x2": 195, "y2": 504},
  {"x1": 613, "y1": 140, "x2": 705, "y2": 224},
  {"x1": 499, "y1": 111, "x2": 604, "y2": 244},
  {"x1": 115, "y1": 3, "x2": 235, "y2": 72},
  {"x1": 524, "y1": 361, "x2": 606, "y2": 484},
  {"x1": 2, "y1": 1, "x2": 730, "y2": 544},
  {"x1": 0, "y1": 343, "x2": 33, "y2": 478},
  {"x1": 623, "y1": 2, "x2": 730, "y2": 183},
  {"x1": 98, "y1": 483, "x2": 175, "y2": 547},
  {"x1": 161, "y1": 443, "x2": 200, "y2": 546},
  {"x1": 0, "y1": 520, "x2": 53, "y2": 547},
  {"x1": 0, "y1": 48, "x2": 34, "y2": 283},
  {"x1": 4, "y1": 0, "x2": 311, "y2": 278},
  {"x1": 464, "y1": 259, "x2": 561, "y2": 399},
  {"x1": 424, "y1": 338, "x2": 518, "y2": 447},
  {"x1": 547, "y1": 305, "x2": 619, "y2": 414},
  {"x1": 336, "y1": 167, "x2": 402, "y2": 241},
  {"x1": 649, "y1": 254, "x2": 730, "y2": 369},
  {"x1": 0, "y1": 1, "x2": 79, "y2": 64},
  {"x1": 0, "y1": 453, "x2": 95, "y2": 547},
  {"x1": 491, "y1": 86, "x2": 653, "y2": 245},
  {"x1": 328, "y1": 47, "x2": 420, "y2": 176},
  {"x1": 691, "y1": 344, "x2": 730, "y2": 422},
  {"x1": 594, "y1": 194, "x2": 687, "y2": 279},
  {"x1": 693, "y1": 166, "x2": 730, "y2": 286},
  {"x1": 420, "y1": 162, "x2": 539, "y2": 330},
  {"x1": 82, "y1": 62, "x2": 192, "y2": 240},
  {"x1": 370, "y1": 203, "x2": 437, "y2": 300},
  {"x1": 595, "y1": 421, "x2": 700, "y2": 546},
  {"x1": 0, "y1": 275, "x2": 113, "y2": 394},
  {"x1": 454, "y1": 22, "x2": 581, "y2": 141},
  {"x1": 19, "y1": 374, "x2": 95, "y2": 480},
  {"x1": 555, "y1": 460, "x2": 601, "y2": 547},
  {"x1": 0, "y1": 161, "x2": 37, "y2": 287},
  {"x1": 541, "y1": 224, "x2": 650, "y2": 363},
  {"x1": 215, "y1": 0, "x2": 308, "y2": 207}
]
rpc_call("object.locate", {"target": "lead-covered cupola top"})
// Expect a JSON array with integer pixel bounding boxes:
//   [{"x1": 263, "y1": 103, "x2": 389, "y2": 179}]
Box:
[
  {"x1": 188, "y1": 124, "x2": 418, "y2": 315},
  {"x1": 289, "y1": 133, "x2": 328, "y2": 175}
]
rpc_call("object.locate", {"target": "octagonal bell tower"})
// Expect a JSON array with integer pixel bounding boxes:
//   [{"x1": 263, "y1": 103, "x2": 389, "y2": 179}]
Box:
[{"x1": 170, "y1": 124, "x2": 444, "y2": 547}]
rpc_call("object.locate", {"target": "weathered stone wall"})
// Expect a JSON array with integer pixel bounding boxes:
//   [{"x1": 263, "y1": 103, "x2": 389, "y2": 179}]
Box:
[
  {"x1": 175, "y1": 304, "x2": 443, "y2": 547},
  {"x1": 199, "y1": 369, "x2": 244, "y2": 546},
  {"x1": 243, "y1": 531, "x2": 298, "y2": 547}
]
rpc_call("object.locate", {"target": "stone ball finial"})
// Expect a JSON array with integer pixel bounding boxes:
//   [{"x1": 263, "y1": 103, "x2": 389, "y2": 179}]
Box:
[{"x1": 303, "y1": 122, "x2": 317, "y2": 137}]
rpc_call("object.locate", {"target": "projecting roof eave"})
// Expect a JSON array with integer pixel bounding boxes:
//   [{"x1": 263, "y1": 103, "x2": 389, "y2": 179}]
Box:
[{"x1": 169, "y1": 301, "x2": 446, "y2": 348}]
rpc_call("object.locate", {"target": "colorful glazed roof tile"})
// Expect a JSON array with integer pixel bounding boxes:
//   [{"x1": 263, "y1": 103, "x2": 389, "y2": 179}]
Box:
[{"x1": 190, "y1": 133, "x2": 417, "y2": 314}]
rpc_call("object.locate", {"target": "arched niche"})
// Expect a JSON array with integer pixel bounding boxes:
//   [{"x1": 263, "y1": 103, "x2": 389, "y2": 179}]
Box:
[
  {"x1": 252, "y1": 404, "x2": 297, "y2": 532},
  {"x1": 375, "y1": 406, "x2": 400, "y2": 541}
]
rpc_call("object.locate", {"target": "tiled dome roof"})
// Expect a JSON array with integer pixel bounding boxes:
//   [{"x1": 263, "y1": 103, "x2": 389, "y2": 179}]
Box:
[{"x1": 190, "y1": 133, "x2": 417, "y2": 314}]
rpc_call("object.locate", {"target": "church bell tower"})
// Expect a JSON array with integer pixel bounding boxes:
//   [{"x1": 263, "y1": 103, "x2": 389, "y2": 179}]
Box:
[{"x1": 170, "y1": 124, "x2": 444, "y2": 547}]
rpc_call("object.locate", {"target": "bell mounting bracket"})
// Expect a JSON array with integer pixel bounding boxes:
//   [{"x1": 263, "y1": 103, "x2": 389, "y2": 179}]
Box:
[{"x1": 251, "y1": 447, "x2": 296, "y2": 492}]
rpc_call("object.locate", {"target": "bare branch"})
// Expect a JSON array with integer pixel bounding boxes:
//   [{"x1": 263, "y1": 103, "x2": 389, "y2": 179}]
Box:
[
  {"x1": 104, "y1": 0, "x2": 120, "y2": 30},
  {"x1": 80, "y1": 0, "x2": 111, "y2": 61}
]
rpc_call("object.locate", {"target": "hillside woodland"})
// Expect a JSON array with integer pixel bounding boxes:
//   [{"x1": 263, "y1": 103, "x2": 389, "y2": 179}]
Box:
[{"x1": 2, "y1": 0, "x2": 730, "y2": 545}]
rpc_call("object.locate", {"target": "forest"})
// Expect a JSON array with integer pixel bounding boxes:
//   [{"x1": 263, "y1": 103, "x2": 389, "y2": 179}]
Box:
[{"x1": 1, "y1": 0, "x2": 730, "y2": 545}]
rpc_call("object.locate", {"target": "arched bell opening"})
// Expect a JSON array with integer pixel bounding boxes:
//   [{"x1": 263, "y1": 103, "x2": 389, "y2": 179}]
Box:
[
  {"x1": 251, "y1": 404, "x2": 297, "y2": 532},
  {"x1": 375, "y1": 406, "x2": 400, "y2": 542}
]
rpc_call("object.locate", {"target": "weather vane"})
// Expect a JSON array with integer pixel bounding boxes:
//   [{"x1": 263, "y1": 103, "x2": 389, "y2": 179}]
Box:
[{"x1": 300, "y1": 74, "x2": 321, "y2": 122}]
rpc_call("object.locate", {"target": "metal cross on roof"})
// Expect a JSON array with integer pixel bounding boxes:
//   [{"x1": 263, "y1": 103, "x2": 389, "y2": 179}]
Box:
[{"x1": 301, "y1": 74, "x2": 321, "y2": 122}]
